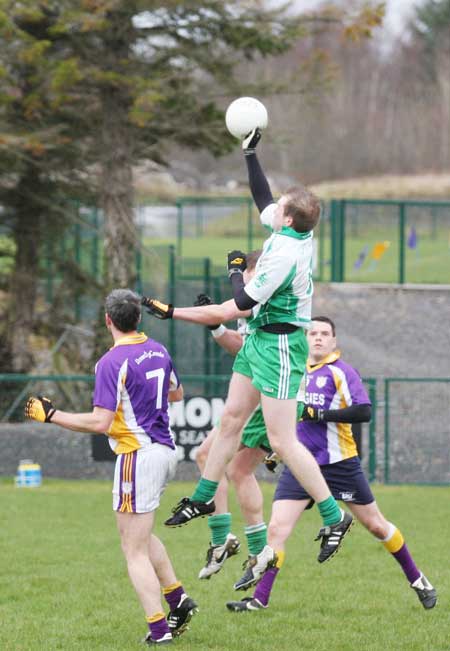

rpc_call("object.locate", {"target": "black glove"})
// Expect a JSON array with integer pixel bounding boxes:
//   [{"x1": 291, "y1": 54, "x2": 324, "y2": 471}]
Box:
[
  {"x1": 25, "y1": 395, "x2": 56, "y2": 423},
  {"x1": 141, "y1": 297, "x2": 174, "y2": 319},
  {"x1": 227, "y1": 250, "x2": 247, "y2": 278},
  {"x1": 194, "y1": 293, "x2": 221, "y2": 331},
  {"x1": 264, "y1": 452, "x2": 280, "y2": 473},
  {"x1": 242, "y1": 127, "x2": 262, "y2": 156},
  {"x1": 194, "y1": 293, "x2": 213, "y2": 307},
  {"x1": 301, "y1": 405, "x2": 325, "y2": 422}
]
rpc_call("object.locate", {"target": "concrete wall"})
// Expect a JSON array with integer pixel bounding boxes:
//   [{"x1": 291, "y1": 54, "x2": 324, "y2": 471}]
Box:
[{"x1": 312, "y1": 283, "x2": 450, "y2": 378}]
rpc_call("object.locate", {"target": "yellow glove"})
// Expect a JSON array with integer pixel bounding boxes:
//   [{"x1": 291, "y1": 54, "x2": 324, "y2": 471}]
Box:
[
  {"x1": 25, "y1": 396, "x2": 56, "y2": 423},
  {"x1": 141, "y1": 297, "x2": 174, "y2": 319}
]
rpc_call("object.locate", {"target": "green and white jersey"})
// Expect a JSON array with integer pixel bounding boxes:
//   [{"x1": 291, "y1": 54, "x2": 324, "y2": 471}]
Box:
[
  {"x1": 237, "y1": 317, "x2": 250, "y2": 338},
  {"x1": 245, "y1": 203, "x2": 313, "y2": 331}
]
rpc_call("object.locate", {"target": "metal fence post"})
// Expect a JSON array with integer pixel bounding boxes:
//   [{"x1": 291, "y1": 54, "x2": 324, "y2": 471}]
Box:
[
  {"x1": 212, "y1": 276, "x2": 223, "y2": 394},
  {"x1": 384, "y1": 378, "x2": 390, "y2": 483},
  {"x1": 176, "y1": 200, "x2": 183, "y2": 258},
  {"x1": 339, "y1": 200, "x2": 346, "y2": 282},
  {"x1": 203, "y1": 257, "x2": 212, "y2": 393},
  {"x1": 168, "y1": 245, "x2": 176, "y2": 363},
  {"x1": 318, "y1": 202, "x2": 326, "y2": 281},
  {"x1": 330, "y1": 199, "x2": 345, "y2": 282},
  {"x1": 368, "y1": 379, "x2": 377, "y2": 482},
  {"x1": 330, "y1": 200, "x2": 338, "y2": 281},
  {"x1": 135, "y1": 237, "x2": 142, "y2": 295},
  {"x1": 398, "y1": 202, "x2": 405, "y2": 284}
]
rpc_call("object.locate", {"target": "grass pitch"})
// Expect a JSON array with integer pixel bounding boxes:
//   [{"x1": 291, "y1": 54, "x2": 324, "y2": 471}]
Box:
[{"x1": 1, "y1": 479, "x2": 448, "y2": 651}]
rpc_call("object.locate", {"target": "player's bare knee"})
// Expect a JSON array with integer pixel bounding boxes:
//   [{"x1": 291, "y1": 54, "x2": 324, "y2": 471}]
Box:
[
  {"x1": 195, "y1": 446, "x2": 207, "y2": 469},
  {"x1": 268, "y1": 519, "x2": 290, "y2": 545},
  {"x1": 120, "y1": 532, "x2": 147, "y2": 560},
  {"x1": 220, "y1": 408, "x2": 246, "y2": 439},
  {"x1": 227, "y1": 459, "x2": 249, "y2": 484},
  {"x1": 120, "y1": 538, "x2": 133, "y2": 559},
  {"x1": 268, "y1": 437, "x2": 284, "y2": 458},
  {"x1": 364, "y1": 516, "x2": 387, "y2": 538},
  {"x1": 122, "y1": 542, "x2": 148, "y2": 564},
  {"x1": 226, "y1": 464, "x2": 239, "y2": 483}
]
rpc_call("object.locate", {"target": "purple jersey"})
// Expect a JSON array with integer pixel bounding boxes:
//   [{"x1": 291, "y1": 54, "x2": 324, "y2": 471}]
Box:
[
  {"x1": 297, "y1": 350, "x2": 370, "y2": 465},
  {"x1": 93, "y1": 333, "x2": 179, "y2": 454}
]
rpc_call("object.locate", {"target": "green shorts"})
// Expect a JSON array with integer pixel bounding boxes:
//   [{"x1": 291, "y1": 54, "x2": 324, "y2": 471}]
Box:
[
  {"x1": 241, "y1": 406, "x2": 271, "y2": 451},
  {"x1": 233, "y1": 328, "x2": 308, "y2": 399}
]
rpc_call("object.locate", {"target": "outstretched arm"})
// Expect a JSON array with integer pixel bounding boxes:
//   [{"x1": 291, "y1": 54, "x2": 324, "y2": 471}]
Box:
[
  {"x1": 142, "y1": 295, "x2": 251, "y2": 325},
  {"x1": 243, "y1": 129, "x2": 274, "y2": 213},
  {"x1": 173, "y1": 299, "x2": 250, "y2": 326},
  {"x1": 25, "y1": 396, "x2": 115, "y2": 433}
]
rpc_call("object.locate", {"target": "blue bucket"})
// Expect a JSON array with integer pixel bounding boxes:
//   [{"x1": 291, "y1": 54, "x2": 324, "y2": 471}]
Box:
[{"x1": 15, "y1": 459, "x2": 42, "y2": 487}]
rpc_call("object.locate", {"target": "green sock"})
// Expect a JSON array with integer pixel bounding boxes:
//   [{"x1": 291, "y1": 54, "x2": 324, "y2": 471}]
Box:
[
  {"x1": 245, "y1": 523, "x2": 267, "y2": 555},
  {"x1": 317, "y1": 496, "x2": 342, "y2": 526},
  {"x1": 191, "y1": 477, "x2": 219, "y2": 503},
  {"x1": 208, "y1": 513, "x2": 232, "y2": 546}
]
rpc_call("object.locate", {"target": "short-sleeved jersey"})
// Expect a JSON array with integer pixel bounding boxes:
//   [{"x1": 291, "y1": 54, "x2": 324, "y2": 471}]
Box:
[
  {"x1": 297, "y1": 351, "x2": 370, "y2": 465},
  {"x1": 93, "y1": 333, "x2": 179, "y2": 455},
  {"x1": 244, "y1": 203, "x2": 313, "y2": 331}
]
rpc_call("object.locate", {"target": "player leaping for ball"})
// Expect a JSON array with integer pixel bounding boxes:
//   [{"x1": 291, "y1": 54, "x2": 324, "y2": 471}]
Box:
[
  {"x1": 227, "y1": 316, "x2": 437, "y2": 613},
  {"x1": 144, "y1": 128, "x2": 353, "y2": 580},
  {"x1": 192, "y1": 254, "x2": 277, "y2": 587}
]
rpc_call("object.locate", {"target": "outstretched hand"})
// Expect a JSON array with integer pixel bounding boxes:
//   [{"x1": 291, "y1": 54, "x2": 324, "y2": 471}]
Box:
[
  {"x1": 242, "y1": 128, "x2": 262, "y2": 155},
  {"x1": 194, "y1": 293, "x2": 213, "y2": 307},
  {"x1": 227, "y1": 250, "x2": 247, "y2": 278},
  {"x1": 141, "y1": 296, "x2": 174, "y2": 319},
  {"x1": 25, "y1": 396, "x2": 56, "y2": 423}
]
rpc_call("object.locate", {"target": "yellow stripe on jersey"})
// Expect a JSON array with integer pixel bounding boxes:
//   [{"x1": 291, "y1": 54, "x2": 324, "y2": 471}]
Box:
[
  {"x1": 109, "y1": 403, "x2": 142, "y2": 454},
  {"x1": 107, "y1": 359, "x2": 148, "y2": 454},
  {"x1": 331, "y1": 369, "x2": 358, "y2": 460},
  {"x1": 113, "y1": 333, "x2": 148, "y2": 347},
  {"x1": 306, "y1": 350, "x2": 340, "y2": 373}
]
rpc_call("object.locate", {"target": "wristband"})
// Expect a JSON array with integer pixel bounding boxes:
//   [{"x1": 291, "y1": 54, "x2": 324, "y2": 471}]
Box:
[{"x1": 211, "y1": 324, "x2": 226, "y2": 338}]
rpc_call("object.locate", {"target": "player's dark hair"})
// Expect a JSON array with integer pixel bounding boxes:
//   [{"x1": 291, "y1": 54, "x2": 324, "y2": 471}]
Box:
[
  {"x1": 311, "y1": 315, "x2": 336, "y2": 336},
  {"x1": 284, "y1": 185, "x2": 321, "y2": 233},
  {"x1": 105, "y1": 289, "x2": 141, "y2": 333},
  {"x1": 246, "y1": 249, "x2": 262, "y2": 271}
]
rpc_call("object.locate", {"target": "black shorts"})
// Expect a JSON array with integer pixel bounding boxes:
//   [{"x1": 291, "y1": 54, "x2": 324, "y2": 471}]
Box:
[{"x1": 274, "y1": 456, "x2": 374, "y2": 507}]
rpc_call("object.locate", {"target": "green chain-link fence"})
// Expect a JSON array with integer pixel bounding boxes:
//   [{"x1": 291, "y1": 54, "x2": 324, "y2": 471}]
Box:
[
  {"x1": 328, "y1": 199, "x2": 450, "y2": 284},
  {"x1": 0, "y1": 373, "x2": 377, "y2": 481},
  {"x1": 383, "y1": 378, "x2": 450, "y2": 484}
]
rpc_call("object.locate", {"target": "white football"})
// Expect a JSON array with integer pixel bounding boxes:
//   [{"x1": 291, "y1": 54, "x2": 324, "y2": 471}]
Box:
[{"x1": 225, "y1": 97, "x2": 268, "y2": 139}]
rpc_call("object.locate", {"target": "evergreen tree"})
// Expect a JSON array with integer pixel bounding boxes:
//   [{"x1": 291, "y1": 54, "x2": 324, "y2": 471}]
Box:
[{"x1": 0, "y1": 0, "x2": 383, "y2": 371}]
